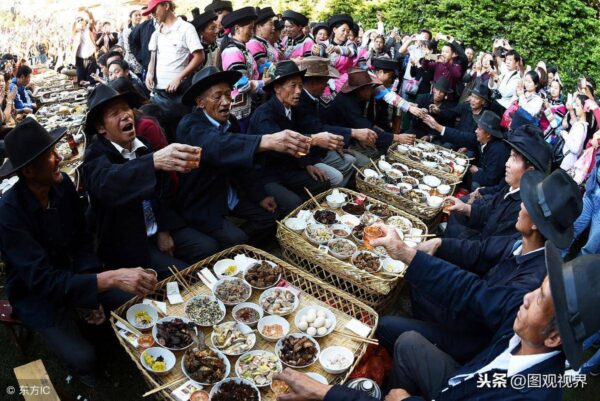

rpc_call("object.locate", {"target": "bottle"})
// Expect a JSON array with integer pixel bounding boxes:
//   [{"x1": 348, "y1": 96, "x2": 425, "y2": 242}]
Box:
[
  {"x1": 66, "y1": 131, "x2": 78, "y2": 156},
  {"x1": 345, "y1": 378, "x2": 382, "y2": 399}
]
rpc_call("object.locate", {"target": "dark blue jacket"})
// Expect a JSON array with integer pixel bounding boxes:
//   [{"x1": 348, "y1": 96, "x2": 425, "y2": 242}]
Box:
[
  {"x1": 472, "y1": 138, "x2": 510, "y2": 187},
  {"x1": 438, "y1": 103, "x2": 479, "y2": 152},
  {"x1": 324, "y1": 92, "x2": 393, "y2": 152},
  {"x1": 0, "y1": 175, "x2": 100, "y2": 329},
  {"x1": 175, "y1": 109, "x2": 267, "y2": 232},
  {"x1": 129, "y1": 19, "x2": 155, "y2": 70},
  {"x1": 407, "y1": 93, "x2": 453, "y2": 138},
  {"x1": 83, "y1": 136, "x2": 183, "y2": 268},
  {"x1": 248, "y1": 95, "x2": 319, "y2": 176},
  {"x1": 325, "y1": 250, "x2": 563, "y2": 401}
]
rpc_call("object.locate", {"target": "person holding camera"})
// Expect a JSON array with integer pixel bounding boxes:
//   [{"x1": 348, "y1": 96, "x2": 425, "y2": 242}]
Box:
[
  {"x1": 70, "y1": 10, "x2": 98, "y2": 85},
  {"x1": 488, "y1": 49, "x2": 522, "y2": 115}
]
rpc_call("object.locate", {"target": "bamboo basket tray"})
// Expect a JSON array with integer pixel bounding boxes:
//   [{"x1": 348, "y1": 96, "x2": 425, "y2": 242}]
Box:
[
  {"x1": 110, "y1": 245, "x2": 378, "y2": 401},
  {"x1": 386, "y1": 140, "x2": 469, "y2": 184},
  {"x1": 355, "y1": 166, "x2": 454, "y2": 225},
  {"x1": 276, "y1": 188, "x2": 428, "y2": 311}
]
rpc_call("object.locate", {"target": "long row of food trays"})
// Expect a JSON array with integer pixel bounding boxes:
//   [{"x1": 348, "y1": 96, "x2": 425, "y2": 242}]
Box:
[
  {"x1": 115, "y1": 253, "x2": 370, "y2": 401},
  {"x1": 394, "y1": 141, "x2": 470, "y2": 176},
  {"x1": 283, "y1": 189, "x2": 422, "y2": 277}
]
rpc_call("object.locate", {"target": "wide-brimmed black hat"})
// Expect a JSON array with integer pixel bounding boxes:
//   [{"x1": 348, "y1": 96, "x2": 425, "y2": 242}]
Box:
[
  {"x1": 192, "y1": 10, "x2": 218, "y2": 32},
  {"x1": 282, "y1": 10, "x2": 309, "y2": 27},
  {"x1": 311, "y1": 22, "x2": 330, "y2": 38},
  {"x1": 204, "y1": 0, "x2": 233, "y2": 13},
  {"x1": 327, "y1": 14, "x2": 353, "y2": 30},
  {"x1": 432, "y1": 77, "x2": 454, "y2": 94},
  {"x1": 546, "y1": 242, "x2": 600, "y2": 370},
  {"x1": 255, "y1": 7, "x2": 275, "y2": 24},
  {"x1": 341, "y1": 68, "x2": 382, "y2": 93},
  {"x1": 265, "y1": 60, "x2": 307, "y2": 91},
  {"x1": 470, "y1": 83, "x2": 490, "y2": 101},
  {"x1": 521, "y1": 169, "x2": 582, "y2": 248},
  {"x1": 85, "y1": 84, "x2": 140, "y2": 136},
  {"x1": 182, "y1": 66, "x2": 242, "y2": 106},
  {"x1": 371, "y1": 57, "x2": 400, "y2": 75},
  {"x1": 474, "y1": 110, "x2": 503, "y2": 139},
  {"x1": 505, "y1": 125, "x2": 552, "y2": 172},
  {"x1": 0, "y1": 118, "x2": 66, "y2": 178},
  {"x1": 221, "y1": 6, "x2": 257, "y2": 29}
]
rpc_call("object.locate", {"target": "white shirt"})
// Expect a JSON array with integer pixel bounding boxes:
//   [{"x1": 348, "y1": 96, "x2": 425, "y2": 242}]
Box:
[
  {"x1": 110, "y1": 138, "x2": 146, "y2": 161},
  {"x1": 489, "y1": 68, "x2": 521, "y2": 109},
  {"x1": 447, "y1": 334, "x2": 560, "y2": 387},
  {"x1": 504, "y1": 186, "x2": 520, "y2": 200},
  {"x1": 76, "y1": 28, "x2": 95, "y2": 59},
  {"x1": 149, "y1": 17, "x2": 203, "y2": 90}
]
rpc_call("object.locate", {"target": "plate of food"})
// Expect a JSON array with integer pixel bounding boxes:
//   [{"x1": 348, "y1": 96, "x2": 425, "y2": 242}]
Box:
[
  {"x1": 185, "y1": 295, "x2": 226, "y2": 327},
  {"x1": 233, "y1": 303, "x2": 264, "y2": 327},
  {"x1": 319, "y1": 346, "x2": 354, "y2": 374},
  {"x1": 341, "y1": 202, "x2": 365, "y2": 216},
  {"x1": 209, "y1": 377, "x2": 261, "y2": 401},
  {"x1": 126, "y1": 303, "x2": 158, "y2": 330},
  {"x1": 352, "y1": 251, "x2": 382, "y2": 274},
  {"x1": 386, "y1": 216, "x2": 413, "y2": 233},
  {"x1": 294, "y1": 306, "x2": 337, "y2": 337},
  {"x1": 327, "y1": 238, "x2": 357, "y2": 260},
  {"x1": 366, "y1": 204, "x2": 393, "y2": 218},
  {"x1": 182, "y1": 347, "x2": 230, "y2": 385},
  {"x1": 210, "y1": 321, "x2": 256, "y2": 356},
  {"x1": 140, "y1": 347, "x2": 176, "y2": 375},
  {"x1": 236, "y1": 350, "x2": 282, "y2": 387},
  {"x1": 304, "y1": 224, "x2": 334, "y2": 245},
  {"x1": 213, "y1": 277, "x2": 252, "y2": 306},
  {"x1": 276, "y1": 333, "x2": 320, "y2": 368},
  {"x1": 244, "y1": 261, "x2": 282, "y2": 289},
  {"x1": 259, "y1": 287, "x2": 299, "y2": 317},
  {"x1": 152, "y1": 316, "x2": 198, "y2": 351},
  {"x1": 212, "y1": 258, "x2": 240, "y2": 278}
]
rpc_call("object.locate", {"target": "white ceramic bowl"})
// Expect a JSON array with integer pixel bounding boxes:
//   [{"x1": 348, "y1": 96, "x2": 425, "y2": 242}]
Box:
[
  {"x1": 319, "y1": 346, "x2": 354, "y2": 374},
  {"x1": 327, "y1": 238, "x2": 357, "y2": 260},
  {"x1": 235, "y1": 350, "x2": 282, "y2": 387},
  {"x1": 182, "y1": 348, "x2": 230, "y2": 385},
  {"x1": 423, "y1": 175, "x2": 442, "y2": 187},
  {"x1": 213, "y1": 277, "x2": 252, "y2": 306},
  {"x1": 140, "y1": 347, "x2": 176, "y2": 376},
  {"x1": 339, "y1": 214, "x2": 360, "y2": 228},
  {"x1": 396, "y1": 144, "x2": 409, "y2": 153},
  {"x1": 437, "y1": 184, "x2": 451, "y2": 195},
  {"x1": 304, "y1": 223, "x2": 334, "y2": 245},
  {"x1": 455, "y1": 157, "x2": 467, "y2": 166},
  {"x1": 126, "y1": 303, "x2": 159, "y2": 330},
  {"x1": 378, "y1": 159, "x2": 393, "y2": 172},
  {"x1": 232, "y1": 302, "x2": 264, "y2": 327},
  {"x1": 259, "y1": 287, "x2": 299, "y2": 317},
  {"x1": 382, "y1": 257, "x2": 407, "y2": 274},
  {"x1": 351, "y1": 251, "x2": 383, "y2": 273},
  {"x1": 455, "y1": 164, "x2": 466, "y2": 174},
  {"x1": 285, "y1": 217, "x2": 308, "y2": 233},
  {"x1": 184, "y1": 295, "x2": 227, "y2": 327},
  {"x1": 211, "y1": 321, "x2": 256, "y2": 356},
  {"x1": 326, "y1": 194, "x2": 345, "y2": 209},
  {"x1": 422, "y1": 160, "x2": 438, "y2": 169},
  {"x1": 212, "y1": 258, "x2": 240, "y2": 278},
  {"x1": 257, "y1": 315, "x2": 290, "y2": 342},
  {"x1": 386, "y1": 215, "x2": 413, "y2": 233},
  {"x1": 152, "y1": 316, "x2": 198, "y2": 351},
  {"x1": 427, "y1": 195, "x2": 444, "y2": 208},
  {"x1": 210, "y1": 377, "x2": 261, "y2": 401},
  {"x1": 294, "y1": 306, "x2": 337, "y2": 337},
  {"x1": 363, "y1": 168, "x2": 379, "y2": 178},
  {"x1": 331, "y1": 223, "x2": 352, "y2": 238},
  {"x1": 275, "y1": 333, "x2": 321, "y2": 369},
  {"x1": 243, "y1": 260, "x2": 281, "y2": 290}
]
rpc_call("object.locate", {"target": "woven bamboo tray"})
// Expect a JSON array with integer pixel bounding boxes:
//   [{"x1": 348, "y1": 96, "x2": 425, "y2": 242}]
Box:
[
  {"x1": 355, "y1": 166, "x2": 453, "y2": 227},
  {"x1": 110, "y1": 245, "x2": 378, "y2": 401},
  {"x1": 386, "y1": 140, "x2": 469, "y2": 184},
  {"x1": 276, "y1": 188, "x2": 428, "y2": 311}
]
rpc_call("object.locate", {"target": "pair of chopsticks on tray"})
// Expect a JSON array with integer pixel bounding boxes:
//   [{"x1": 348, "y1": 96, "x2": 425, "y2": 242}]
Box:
[
  {"x1": 142, "y1": 376, "x2": 187, "y2": 397},
  {"x1": 333, "y1": 329, "x2": 378, "y2": 345},
  {"x1": 168, "y1": 265, "x2": 198, "y2": 296}
]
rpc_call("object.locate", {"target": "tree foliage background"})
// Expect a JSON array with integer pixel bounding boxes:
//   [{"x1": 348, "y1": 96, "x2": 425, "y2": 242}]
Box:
[{"x1": 317, "y1": 0, "x2": 600, "y2": 89}]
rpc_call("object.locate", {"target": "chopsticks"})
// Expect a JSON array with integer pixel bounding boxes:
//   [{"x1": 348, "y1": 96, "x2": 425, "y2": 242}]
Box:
[
  {"x1": 333, "y1": 329, "x2": 379, "y2": 345},
  {"x1": 147, "y1": 299, "x2": 167, "y2": 317},
  {"x1": 168, "y1": 266, "x2": 197, "y2": 296},
  {"x1": 351, "y1": 164, "x2": 365, "y2": 178},
  {"x1": 370, "y1": 159, "x2": 383, "y2": 176},
  {"x1": 142, "y1": 376, "x2": 187, "y2": 397},
  {"x1": 110, "y1": 311, "x2": 143, "y2": 337},
  {"x1": 304, "y1": 187, "x2": 323, "y2": 209}
]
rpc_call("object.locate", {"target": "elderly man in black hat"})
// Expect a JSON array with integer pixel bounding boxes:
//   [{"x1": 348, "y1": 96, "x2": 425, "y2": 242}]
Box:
[
  {"x1": 377, "y1": 168, "x2": 583, "y2": 365},
  {"x1": 175, "y1": 66, "x2": 310, "y2": 248},
  {"x1": 281, "y1": 10, "x2": 315, "y2": 59},
  {"x1": 407, "y1": 77, "x2": 455, "y2": 139},
  {"x1": 422, "y1": 82, "x2": 490, "y2": 153},
  {"x1": 0, "y1": 118, "x2": 159, "y2": 386},
  {"x1": 192, "y1": 10, "x2": 219, "y2": 68},
  {"x1": 274, "y1": 237, "x2": 600, "y2": 401},
  {"x1": 445, "y1": 125, "x2": 553, "y2": 241},
  {"x1": 83, "y1": 85, "x2": 218, "y2": 280}
]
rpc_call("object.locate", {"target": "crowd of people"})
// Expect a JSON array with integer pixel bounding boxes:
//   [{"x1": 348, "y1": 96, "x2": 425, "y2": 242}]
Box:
[{"x1": 1, "y1": 1, "x2": 600, "y2": 400}]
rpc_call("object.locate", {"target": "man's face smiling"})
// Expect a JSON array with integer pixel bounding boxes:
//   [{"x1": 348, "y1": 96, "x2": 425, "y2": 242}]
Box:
[{"x1": 95, "y1": 98, "x2": 136, "y2": 150}]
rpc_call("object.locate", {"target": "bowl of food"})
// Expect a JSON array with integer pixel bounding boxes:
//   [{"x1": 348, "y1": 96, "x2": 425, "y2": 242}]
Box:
[
  {"x1": 152, "y1": 316, "x2": 198, "y2": 351},
  {"x1": 212, "y1": 258, "x2": 240, "y2": 278},
  {"x1": 396, "y1": 144, "x2": 410, "y2": 154},
  {"x1": 182, "y1": 347, "x2": 230, "y2": 385},
  {"x1": 211, "y1": 321, "x2": 256, "y2": 356},
  {"x1": 351, "y1": 223, "x2": 366, "y2": 243},
  {"x1": 236, "y1": 350, "x2": 282, "y2": 387},
  {"x1": 401, "y1": 176, "x2": 419, "y2": 187},
  {"x1": 422, "y1": 160, "x2": 438, "y2": 169},
  {"x1": 140, "y1": 347, "x2": 176, "y2": 376},
  {"x1": 423, "y1": 175, "x2": 442, "y2": 188},
  {"x1": 185, "y1": 295, "x2": 226, "y2": 327},
  {"x1": 384, "y1": 184, "x2": 400, "y2": 194},
  {"x1": 418, "y1": 184, "x2": 432, "y2": 193},
  {"x1": 233, "y1": 303, "x2": 264, "y2": 327},
  {"x1": 294, "y1": 306, "x2": 337, "y2": 337},
  {"x1": 319, "y1": 346, "x2": 354, "y2": 374},
  {"x1": 378, "y1": 159, "x2": 392, "y2": 172},
  {"x1": 331, "y1": 223, "x2": 351, "y2": 238},
  {"x1": 339, "y1": 214, "x2": 360, "y2": 228},
  {"x1": 365, "y1": 176, "x2": 385, "y2": 186},
  {"x1": 454, "y1": 164, "x2": 466, "y2": 174},
  {"x1": 392, "y1": 163, "x2": 409, "y2": 172},
  {"x1": 352, "y1": 251, "x2": 382, "y2": 274},
  {"x1": 360, "y1": 212, "x2": 381, "y2": 226},
  {"x1": 427, "y1": 195, "x2": 444, "y2": 208},
  {"x1": 304, "y1": 224, "x2": 334, "y2": 245},
  {"x1": 244, "y1": 261, "x2": 281, "y2": 289},
  {"x1": 326, "y1": 192, "x2": 346, "y2": 209},
  {"x1": 455, "y1": 157, "x2": 467, "y2": 166},
  {"x1": 213, "y1": 277, "x2": 252, "y2": 306},
  {"x1": 257, "y1": 315, "x2": 290, "y2": 342},
  {"x1": 327, "y1": 238, "x2": 357, "y2": 260},
  {"x1": 386, "y1": 168, "x2": 403, "y2": 181},
  {"x1": 406, "y1": 189, "x2": 428, "y2": 204},
  {"x1": 386, "y1": 216, "x2": 413, "y2": 234},
  {"x1": 363, "y1": 168, "x2": 379, "y2": 178},
  {"x1": 210, "y1": 377, "x2": 261, "y2": 401},
  {"x1": 341, "y1": 202, "x2": 365, "y2": 216},
  {"x1": 190, "y1": 390, "x2": 210, "y2": 401},
  {"x1": 366, "y1": 204, "x2": 393, "y2": 218},
  {"x1": 276, "y1": 333, "x2": 320, "y2": 368},
  {"x1": 437, "y1": 184, "x2": 451, "y2": 195},
  {"x1": 271, "y1": 379, "x2": 290, "y2": 396},
  {"x1": 312, "y1": 209, "x2": 337, "y2": 225},
  {"x1": 259, "y1": 287, "x2": 299, "y2": 316},
  {"x1": 126, "y1": 303, "x2": 158, "y2": 330},
  {"x1": 284, "y1": 217, "x2": 308, "y2": 233}
]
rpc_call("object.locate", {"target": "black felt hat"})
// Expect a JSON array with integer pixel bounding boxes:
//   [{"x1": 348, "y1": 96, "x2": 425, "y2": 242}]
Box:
[
  {"x1": 192, "y1": 10, "x2": 218, "y2": 32},
  {"x1": 505, "y1": 125, "x2": 552, "y2": 172},
  {"x1": 221, "y1": 6, "x2": 257, "y2": 29},
  {"x1": 473, "y1": 110, "x2": 503, "y2": 139},
  {"x1": 265, "y1": 60, "x2": 307, "y2": 91},
  {"x1": 311, "y1": 22, "x2": 330, "y2": 38},
  {"x1": 371, "y1": 57, "x2": 400, "y2": 75},
  {"x1": 182, "y1": 66, "x2": 242, "y2": 106},
  {"x1": 282, "y1": 10, "x2": 309, "y2": 27},
  {"x1": 204, "y1": 0, "x2": 233, "y2": 13},
  {"x1": 256, "y1": 7, "x2": 275, "y2": 24},
  {"x1": 85, "y1": 84, "x2": 140, "y2": 136},
  {"x1": 470, "y1": 83, "x2": 490, "y2": 101},
  {"x1": 327, "y1": 14, "x2": 353, "y2": 30},
  {"x1": 432, "y1": 77, "x2": 454, "y2": 94}
]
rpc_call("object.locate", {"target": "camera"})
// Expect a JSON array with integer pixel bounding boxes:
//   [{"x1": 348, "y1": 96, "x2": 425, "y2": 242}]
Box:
[{"x1": 491, "y1": 89, "x2": 502, "y2": 100}]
